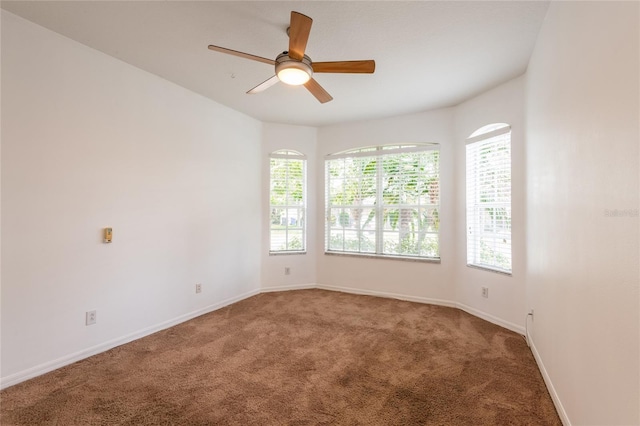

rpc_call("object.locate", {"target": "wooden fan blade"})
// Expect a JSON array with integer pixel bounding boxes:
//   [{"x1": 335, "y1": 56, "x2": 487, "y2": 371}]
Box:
[
  {"x1": 247, "y1": 75, "x2": 280, "y2": 94},
  {"x1": 312, "y1": 60, "x2": 376, "y2": 74},
  {"x1": 208, "y1": 45, "x2": 275, "y2": 65},
  {"x1": 304, "y1": 78, "x2": 333, "y2": 103},
  {"x1": 288, "y1": 11, "x2": 313, "y2": 60}
]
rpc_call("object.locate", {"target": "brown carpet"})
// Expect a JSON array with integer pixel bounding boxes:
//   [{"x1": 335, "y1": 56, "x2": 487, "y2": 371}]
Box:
[{"x1": 0, "y1": 289, "x2": 560, "y2": 425}]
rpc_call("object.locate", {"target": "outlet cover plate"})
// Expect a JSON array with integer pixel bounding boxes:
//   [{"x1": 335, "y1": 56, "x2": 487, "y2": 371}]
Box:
[{"x1": 86, "y1": 310, "x2": 97, "y2": 325}]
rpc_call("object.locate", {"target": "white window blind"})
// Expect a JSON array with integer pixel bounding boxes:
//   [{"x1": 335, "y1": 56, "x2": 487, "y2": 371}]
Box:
[
  {"x1": 270, "y1": 150, "x2": 306, "y2": 253},
  {"x1": 325, "y1": 145, "x2": 440, "y2": 260},
  {"x1": 466, "y1": 125, "x2": 512, "y2": 273}
]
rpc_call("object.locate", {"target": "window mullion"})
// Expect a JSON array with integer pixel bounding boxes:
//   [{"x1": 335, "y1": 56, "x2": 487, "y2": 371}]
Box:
[
  {"x1": 325, "y1": 162, "x2": 330, "y2": 251},
  {"x1": 375, "y1": 151, "x2": 384, "y2": 255}
]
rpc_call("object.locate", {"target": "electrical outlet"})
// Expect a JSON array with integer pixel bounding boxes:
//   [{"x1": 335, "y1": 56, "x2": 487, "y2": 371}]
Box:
[
  {"x1": 86, "y1": 310, "x2": 97, "y2": 326},
  {"x1": 284, "y1": 267, "x2": 291, "y2": 276},
  {"x1": 195, "y1": 283, "x2": 202, "y2": 294},
  {"x1": 481, "y1": 287, "x2": 489, "y2": 298},
  {"x1": 529, "y1": 309, "x2": 534, "y2": 319}
]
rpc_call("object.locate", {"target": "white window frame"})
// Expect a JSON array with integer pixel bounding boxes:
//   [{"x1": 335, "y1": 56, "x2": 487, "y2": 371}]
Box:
[
  {"x1": 465, "y1": 124, "x2": 512, "y2": 274},
  {"x1": 269, "y1": 150, "x2": 306, "y2": 254},
  {"x1": 325, "y1": 144, "x2": 440, "y2": 262}
]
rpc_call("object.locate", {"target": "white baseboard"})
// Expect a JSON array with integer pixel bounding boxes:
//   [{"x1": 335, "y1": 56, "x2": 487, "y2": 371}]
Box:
[
  {"x1": 316, "y1": 283, "x2": 457, "y2": 308},
  {"x1": 528, "y1": 336, "x2": 571, "y2": 425},
  {"x1": 0, "y1": 288, "x2": 260, "y2": 390},
  {"x1": 455, "y1": 302, "x2": 525, "y2": 335},
  {"x1": 316, "y1": 284, "x2": 525, "y2": 335},
  {"x1": 0, "y1": 283, "x2": 533, "y2": 392},
  {"x1": 260, "y1": 283, "x2": 317, "y2": 293}
]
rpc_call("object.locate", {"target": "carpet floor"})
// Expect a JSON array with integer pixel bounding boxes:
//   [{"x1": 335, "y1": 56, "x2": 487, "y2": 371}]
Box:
[{"x1": 0, "y1": 289, "x2": 560, "y2": 425}]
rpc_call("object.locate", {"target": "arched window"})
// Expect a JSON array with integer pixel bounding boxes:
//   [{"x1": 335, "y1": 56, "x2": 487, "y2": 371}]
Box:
[
  {"x1": 466, "y1": 124, "x2": 512, "y2": 273},
  {"x1": 269, "y1": 150, "x2": 306, "y2": 253},
  {"x1": 325, "y1": 143, "x2": 440, "y2": 260}
]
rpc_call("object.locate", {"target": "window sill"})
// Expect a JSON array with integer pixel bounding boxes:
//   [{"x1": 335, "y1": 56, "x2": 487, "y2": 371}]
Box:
[
  {"x1": 324, "y1": 251, "x2": 440, "y2": 264},
  {"x1": 466, "y1": 264, "x2": 512, "y2": 276},
  {"x1": 269, "y1": 251, "x2": 306, "y2": 256}
]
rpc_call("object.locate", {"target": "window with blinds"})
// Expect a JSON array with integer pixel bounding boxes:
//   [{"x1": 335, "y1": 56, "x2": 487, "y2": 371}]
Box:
[
  {"x1": 325, "y1": 144, "x2": 440, "y2": 260},
  {"x1": 466, "y1": 124, "x2": 512, "y2": 273},
  {"x1": 270, "y1": 150, "x2": 306, "y2": 253}
]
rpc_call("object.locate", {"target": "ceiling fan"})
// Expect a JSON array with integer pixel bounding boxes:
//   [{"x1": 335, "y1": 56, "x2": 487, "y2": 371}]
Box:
[{"x1": 208, "y1": 11, "x2": 375, "y2": 104}]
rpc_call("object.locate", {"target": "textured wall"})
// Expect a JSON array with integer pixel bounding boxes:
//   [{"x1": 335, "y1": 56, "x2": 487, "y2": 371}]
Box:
[
  {"x1": 525, "y1": 2, "x2": 639, "y2": 424},
  {"x1": 316, "y1": 109, "x2": 456, "y2": 304},
  {"x1": 1, "y1": 12, "x2": 262, "y2": 384},
  {"x1": 261, "y1": 123, "x2": 318, "y2": 290},
  {"x1": 454, "y1": 76, "x2": 526, "y2": 333}
]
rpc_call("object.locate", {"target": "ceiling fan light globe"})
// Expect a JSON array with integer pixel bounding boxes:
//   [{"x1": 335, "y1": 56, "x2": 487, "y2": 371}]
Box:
[
  {"x1": 277, "y1": 67, "x2": 311, "y2": 85},
  {"x1": 275, "y1": 53, "x2": 313, "y2": 86}
]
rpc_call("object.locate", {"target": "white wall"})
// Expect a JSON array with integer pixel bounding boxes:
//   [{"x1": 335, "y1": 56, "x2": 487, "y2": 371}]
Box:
[
  {"x1": 312, "y1": 86, "x2": 529, "y2": 335},
  {"x1": 453, "y1": 76, "x2": 526, "y2": 332},
  {"x1": 316, "y1": 110, "x2": 457, "y2": 304},
  {"x1": 261, "y1": 123, "x2": 318, "y2": 290},
  {"x1": 526, "y1": 2, "x2": 639, "y2": 425},
  {"x1": 5, "y1": 7, "x2": 639, "y2": 424},
  {"x1": 1, "y1": 12, "x2": 263, "y2": 386}
]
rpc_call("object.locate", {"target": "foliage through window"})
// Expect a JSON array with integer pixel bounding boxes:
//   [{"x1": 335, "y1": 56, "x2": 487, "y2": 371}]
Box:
[
  {"x1": 325, "y1": 144, "x2": 440, "y2": 260},
  {"x1": 466, "y1": 124, "x2": 512, "y2": 273},
  {"x1": 270, "y1": 150, "x2": 306, "y2": 253}
]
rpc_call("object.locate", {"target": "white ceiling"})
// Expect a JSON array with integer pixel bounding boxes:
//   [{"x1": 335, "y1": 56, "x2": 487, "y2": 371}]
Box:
[{"x1": 2, "y1": 1, "x2": 549, "y2": 127}]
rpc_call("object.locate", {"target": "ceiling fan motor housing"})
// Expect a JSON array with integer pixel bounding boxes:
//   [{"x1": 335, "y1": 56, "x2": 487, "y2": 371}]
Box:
[{"x1": 275, "y1": 53, "x2": 313, "y2": 85}]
